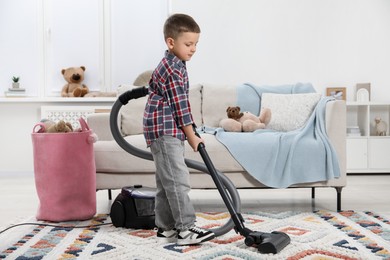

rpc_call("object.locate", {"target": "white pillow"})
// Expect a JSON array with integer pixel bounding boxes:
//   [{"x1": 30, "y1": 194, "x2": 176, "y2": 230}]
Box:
[{"x1": 261, "y1": 93, "x2": 321, "y2": 132}]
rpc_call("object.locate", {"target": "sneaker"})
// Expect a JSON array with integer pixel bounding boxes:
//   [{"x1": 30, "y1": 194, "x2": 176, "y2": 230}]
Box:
[
  {"x1": 177, "y1": 226, "x2": 215, "y2": 245},
  {"x1": 157, "y1": 228, "x2": 177, "y2": 243}
]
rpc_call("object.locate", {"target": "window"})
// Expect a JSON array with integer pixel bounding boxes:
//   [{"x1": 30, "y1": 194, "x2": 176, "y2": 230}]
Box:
[
  {"x1": 0, "y1": 0, "x2": 42, "y2": 96},
  {"x1": 110, "y1": 0, "x2": 167, "y2": 88},
  {"x1": 0, "y1": 0, "x2": 168, "y2": 97}
]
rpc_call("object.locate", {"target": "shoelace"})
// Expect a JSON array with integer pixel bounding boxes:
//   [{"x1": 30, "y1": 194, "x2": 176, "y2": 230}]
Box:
[{"x1": 189, "y1": 226, "x2": 208, "y2": 234}]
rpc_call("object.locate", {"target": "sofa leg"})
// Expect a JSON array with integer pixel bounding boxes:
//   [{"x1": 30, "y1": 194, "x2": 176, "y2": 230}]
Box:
[
  {"x1": 311, "y1": 187, "x2": 315, "y2": 199},
  {"x1": 108, "y1": 189, "x2": 112, "y2": 200},
  {"x1": 335, "y1": 187, "x2": 343, "y2": 212}
]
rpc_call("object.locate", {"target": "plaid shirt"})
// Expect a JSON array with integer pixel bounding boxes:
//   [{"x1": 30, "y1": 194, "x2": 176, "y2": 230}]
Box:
[{"x1": 143, "y1": 51, "x2": 194, "y2": 147}]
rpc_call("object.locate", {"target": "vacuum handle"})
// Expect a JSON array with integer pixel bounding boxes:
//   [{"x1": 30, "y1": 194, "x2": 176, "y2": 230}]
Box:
[
  {"x1": 118, "y1": 86, "x2": 149, "y2": 105},
  {"x1": 193, "y1": 126, "x2": 205, "y2": 150},
  {"x1": 193, "y1": 127, "x2": 247, "y2": 233}
]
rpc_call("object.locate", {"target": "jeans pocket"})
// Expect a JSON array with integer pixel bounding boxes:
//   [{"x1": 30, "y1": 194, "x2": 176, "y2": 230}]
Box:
[{"x1": 150, "y1": 141, "x2": 160, "y2": 155}]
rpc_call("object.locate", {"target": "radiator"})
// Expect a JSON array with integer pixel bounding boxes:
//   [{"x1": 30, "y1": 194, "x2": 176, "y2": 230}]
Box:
[{"x1": 41, "y1": 106, "x2": 111, "y2": 129}]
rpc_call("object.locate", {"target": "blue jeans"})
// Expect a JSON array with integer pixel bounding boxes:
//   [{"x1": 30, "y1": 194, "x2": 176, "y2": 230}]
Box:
[{"x1": 150, "y1": 136, "x2": 196, "y2": 231}]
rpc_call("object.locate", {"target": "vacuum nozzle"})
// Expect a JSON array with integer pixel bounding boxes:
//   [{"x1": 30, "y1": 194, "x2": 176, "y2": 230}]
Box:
[{"x1": 244, "y1": 231, "x2": 291, "y2": 254}]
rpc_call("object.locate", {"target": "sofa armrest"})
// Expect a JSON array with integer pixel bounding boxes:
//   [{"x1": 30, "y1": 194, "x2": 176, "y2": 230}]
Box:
[
  {"x1": 325, "y1": 100, "x2": 347, "y2": 178},
  {"x1": 86, "y1": 113, "x2": 114, "y2": 141}
]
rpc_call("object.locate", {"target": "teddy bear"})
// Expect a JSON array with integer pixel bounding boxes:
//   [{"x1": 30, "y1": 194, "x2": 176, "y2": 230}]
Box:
[
  {"x1": 39, "y1": 119, "x2": 74, "y2": 133},
  {"x1": 219, "y1": 106, "x2": 272, "y2": 132},
  {"x1": 61, "y1": 66, "x2": 89, "y2": 97}
]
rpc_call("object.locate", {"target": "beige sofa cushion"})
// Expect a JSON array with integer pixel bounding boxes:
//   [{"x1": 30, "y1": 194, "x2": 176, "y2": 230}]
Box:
[
  {"x1": 189, "y1": 84, "x2": 203, "y2": 128},
  {"x1": 117, "y1": 85, "x2": 147, "y2": 136},
  {"x1": 202, "y1": 84, "x2": 237, "y2": 127},
  {"x1": 93, "y1": 133, "x2": 244, "y2": 174},
  {"x1": 118, "y1": 84, "x2": 203, "y2": 135}
]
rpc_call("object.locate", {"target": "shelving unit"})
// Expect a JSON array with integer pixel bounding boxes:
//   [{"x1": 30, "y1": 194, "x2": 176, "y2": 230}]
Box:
[{"x1": 346, "y1": 102, "x2": 390, "y2": 173}]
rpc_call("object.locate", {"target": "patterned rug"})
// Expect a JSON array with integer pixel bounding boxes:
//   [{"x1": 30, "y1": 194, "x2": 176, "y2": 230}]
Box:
[{"x1": 1, "y1": 210, "x2": 390, "y2": 259}]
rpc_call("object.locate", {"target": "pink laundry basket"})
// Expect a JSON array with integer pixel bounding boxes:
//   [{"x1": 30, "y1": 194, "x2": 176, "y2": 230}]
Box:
[{"x1": 31, "y1": 118, "x2": 97, "y2": 222}]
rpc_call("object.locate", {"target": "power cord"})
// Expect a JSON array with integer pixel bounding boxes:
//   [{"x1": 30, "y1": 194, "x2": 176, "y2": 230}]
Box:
[{"x1": 0, "y1": 222, "x2": 113, "y2": 235}]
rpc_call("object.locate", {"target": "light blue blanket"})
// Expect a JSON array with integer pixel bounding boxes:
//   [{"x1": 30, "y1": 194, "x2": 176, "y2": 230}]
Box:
[{"x1": 210, "y1": 83, "x2": 340, "y2": 188}]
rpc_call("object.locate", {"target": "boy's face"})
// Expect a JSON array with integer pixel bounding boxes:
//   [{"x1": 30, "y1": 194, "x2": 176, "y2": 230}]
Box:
[{"x1": 166, "y1": 32, "x2": 200, "y2": 61}]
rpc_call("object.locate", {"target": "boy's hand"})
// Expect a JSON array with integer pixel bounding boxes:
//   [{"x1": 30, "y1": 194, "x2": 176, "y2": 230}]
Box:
[
  {"x1": 182, "y1": 125, "x2": 204, "y2": 152},
  {"x1": 187, "y1": 134, "x2": 204, "y2": 152}
]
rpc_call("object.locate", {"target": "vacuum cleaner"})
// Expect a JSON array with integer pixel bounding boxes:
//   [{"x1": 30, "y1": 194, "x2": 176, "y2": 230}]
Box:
[
  {"x1": 110, "y1": 185, "x2": 156, "y2": 229},
  {"x1": 109, "y1": 86, "x2": 291, "y2": 254}
]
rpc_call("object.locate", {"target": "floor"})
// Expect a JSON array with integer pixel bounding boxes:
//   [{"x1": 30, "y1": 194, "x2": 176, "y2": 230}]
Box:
[{"x1": 1, "y1": 172, "x2": 389, "y2": 228}]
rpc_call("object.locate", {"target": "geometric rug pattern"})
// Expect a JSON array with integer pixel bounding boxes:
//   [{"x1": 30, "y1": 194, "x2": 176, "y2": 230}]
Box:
[{"x1": 1, "y1": 210, "x2": 390, "y2": 259}]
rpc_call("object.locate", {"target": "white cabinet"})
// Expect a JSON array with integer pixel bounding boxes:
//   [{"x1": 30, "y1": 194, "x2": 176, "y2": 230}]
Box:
[
  {"x1": 368, "y1": 139, "x2": 390, "y2": 169},
  {"x1": 346, "y1": 139, "x2": 367, "y2": 169},
  {"x1": 346, "y1": 102, "x2": 390, "y2": 173}
]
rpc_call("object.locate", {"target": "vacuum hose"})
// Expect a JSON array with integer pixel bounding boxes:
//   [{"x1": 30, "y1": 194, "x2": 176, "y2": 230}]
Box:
[{"x1": 109, "y1": 87, "x2": 241, "y2": 237}]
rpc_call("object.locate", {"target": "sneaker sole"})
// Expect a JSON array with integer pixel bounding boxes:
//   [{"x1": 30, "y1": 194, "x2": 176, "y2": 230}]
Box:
[
  {"x1": 177, "y1": 233, "x2": 215, "y2": 245},
  {"x1": 157, "y1": 237, "x2": 177, "y2": 243}
]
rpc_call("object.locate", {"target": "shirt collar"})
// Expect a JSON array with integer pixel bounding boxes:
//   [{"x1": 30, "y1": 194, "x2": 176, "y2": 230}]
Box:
[{"x1": 165, "y1": 50, "x2": 186, "y2": 68}]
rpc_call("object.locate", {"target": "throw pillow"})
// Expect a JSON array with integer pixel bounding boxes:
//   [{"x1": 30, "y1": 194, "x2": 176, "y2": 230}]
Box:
[{"x1": 261, "y1": 93, "x2": 322, "y2": 132}]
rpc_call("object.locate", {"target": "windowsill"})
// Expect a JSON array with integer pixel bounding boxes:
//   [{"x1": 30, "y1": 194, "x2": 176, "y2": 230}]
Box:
[{"x1": 0, "y1": 97, "x2": 117, "y2": 103}]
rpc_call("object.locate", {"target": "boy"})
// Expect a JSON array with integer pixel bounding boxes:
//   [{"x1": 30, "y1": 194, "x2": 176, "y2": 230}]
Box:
[{"x1": 143, "y1": 14, "x2": 215, "y2": 245}]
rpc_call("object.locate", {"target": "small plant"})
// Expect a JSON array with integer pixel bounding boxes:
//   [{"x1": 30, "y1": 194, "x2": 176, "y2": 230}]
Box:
[{"x1": 12, "y1": 76, "x2": 20, "y2": 83}]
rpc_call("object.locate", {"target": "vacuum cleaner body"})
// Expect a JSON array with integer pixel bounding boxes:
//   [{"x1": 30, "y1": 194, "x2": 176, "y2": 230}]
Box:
[{"x1": 110, "y1": 185, "x2": 156, "y2": 229}]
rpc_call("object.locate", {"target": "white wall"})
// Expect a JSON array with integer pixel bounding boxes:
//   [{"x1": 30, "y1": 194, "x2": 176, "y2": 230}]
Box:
[
  {"x1": 172, "y1": 0, "x2": 390, "y2": 102},
  {"x1": 2, "y1": 0, "x2": 390, "y2": 100},
  {"x1": 0, "y1": 103, "x2": 42, "y2": 173},
  {"x1": 1, "y1": 0, "x2": 390, "y2": 172}
]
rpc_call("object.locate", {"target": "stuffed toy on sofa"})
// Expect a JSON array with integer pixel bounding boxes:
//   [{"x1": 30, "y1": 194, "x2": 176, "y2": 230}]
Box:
[
  {"x1": 61, "y1": 66, "x2": 89, "y2": 97},
  {"x1": 219, "y1": 106, "x2": 272, "y2": 132}
]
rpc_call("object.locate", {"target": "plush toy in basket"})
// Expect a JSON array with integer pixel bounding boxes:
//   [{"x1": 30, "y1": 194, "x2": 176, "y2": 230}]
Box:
[
  {"x1": 38, "y1": 119, "x2": 73, "y2": 133},
  {"x1": 35, "y1": 119, "x2": 98, "y2": 143}
]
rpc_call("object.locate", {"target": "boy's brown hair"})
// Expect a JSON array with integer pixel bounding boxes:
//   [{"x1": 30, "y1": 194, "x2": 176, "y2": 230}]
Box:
[{"x1": 163, "y1": 14, "x2": 201, "y2": 40}]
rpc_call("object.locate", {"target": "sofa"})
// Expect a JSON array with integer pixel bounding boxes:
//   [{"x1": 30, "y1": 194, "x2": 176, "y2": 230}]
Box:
[{"x1": 87, "y1": 83, "x2": 346, "y2": 210}]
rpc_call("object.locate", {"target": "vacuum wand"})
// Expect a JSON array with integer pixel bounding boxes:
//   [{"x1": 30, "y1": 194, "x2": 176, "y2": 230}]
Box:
[
  {"x1": 196, "y1": 140, "x2": 247, "y2": 233},
  {"x1": 194, "y1": 129, "x2": 291, "y2": 254}
]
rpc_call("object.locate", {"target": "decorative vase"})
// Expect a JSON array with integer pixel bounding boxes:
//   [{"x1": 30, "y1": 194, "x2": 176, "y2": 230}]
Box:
[{"x1": 12, "y1": 82, "x2": 20, "y2": 89}]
